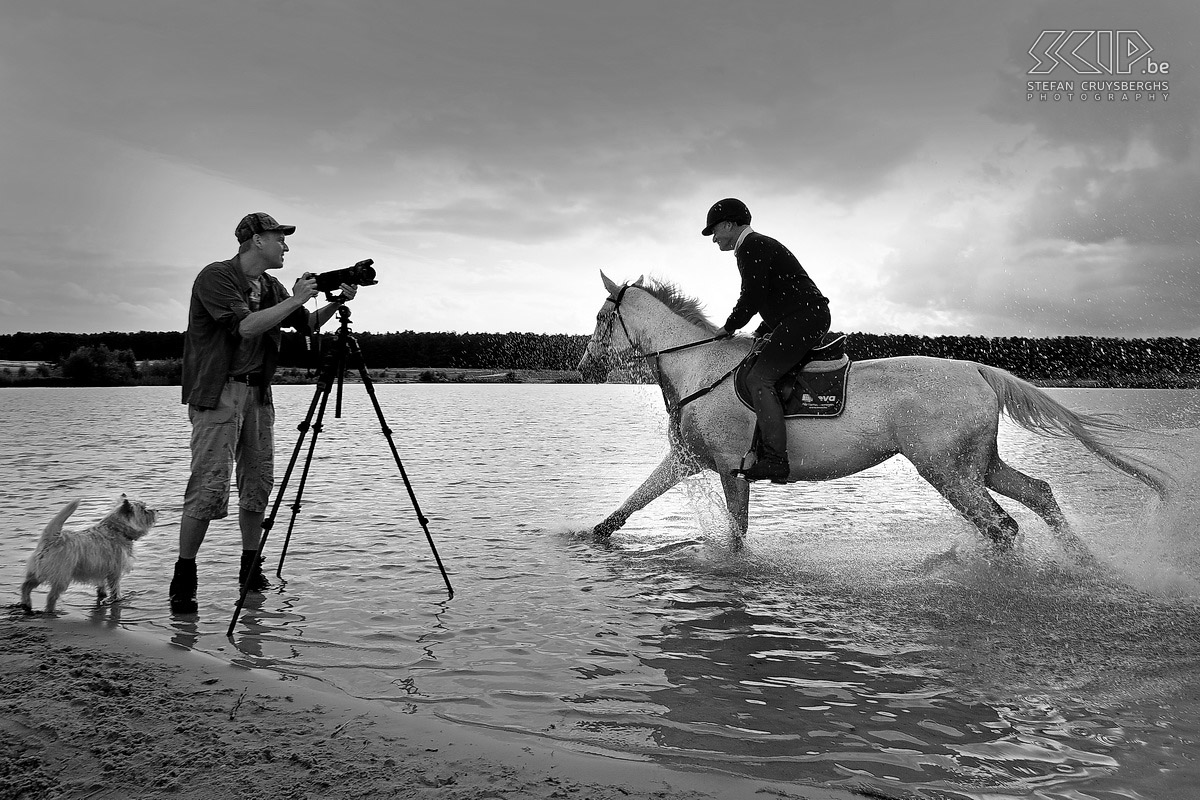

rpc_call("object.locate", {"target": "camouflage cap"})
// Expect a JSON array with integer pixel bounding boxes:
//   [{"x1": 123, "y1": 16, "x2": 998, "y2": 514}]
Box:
[{"x1": 235, "y1": 212, "x2": 296, "y2": 243}]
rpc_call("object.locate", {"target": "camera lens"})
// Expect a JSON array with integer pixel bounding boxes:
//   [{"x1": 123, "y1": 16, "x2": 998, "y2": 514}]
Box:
[{"x1": 313, "y1": 260, "x2": 377, "y2": 292}]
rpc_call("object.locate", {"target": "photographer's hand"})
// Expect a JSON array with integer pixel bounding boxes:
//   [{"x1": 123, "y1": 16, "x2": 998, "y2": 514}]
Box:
[
  {"x1": 310, "y1": 283, "x2": 358, "y2": 329},
  {"x1": 238, "y1": 274, "x2": 320, "y2": 338},
  {"x1": 293, "y1": 274, "x2": 319, "y2": 303}
]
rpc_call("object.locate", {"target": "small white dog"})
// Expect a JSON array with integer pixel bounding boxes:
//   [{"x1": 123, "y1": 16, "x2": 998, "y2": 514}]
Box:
[{"x1": 19, "y1": 496, "x2": 158, "y2": 613}]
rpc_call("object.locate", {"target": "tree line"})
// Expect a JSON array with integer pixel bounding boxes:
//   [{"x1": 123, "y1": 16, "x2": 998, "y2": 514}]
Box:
[
  {"x1": 2, "y1": 330, "x2": 1200, "y2": 386},
  {"x1": 0, "y1": 330, "x2": 587, "y2": 370}
]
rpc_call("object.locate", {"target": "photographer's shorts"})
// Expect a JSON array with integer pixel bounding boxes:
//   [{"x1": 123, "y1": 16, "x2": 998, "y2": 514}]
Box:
[{"x1": 183, "y1": 382, "x2": 274, "y2": 520}]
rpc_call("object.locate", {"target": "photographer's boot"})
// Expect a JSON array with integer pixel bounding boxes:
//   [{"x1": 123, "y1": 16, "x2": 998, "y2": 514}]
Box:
[
  {"x1": 169, "y1": 559, "x2": 199, "y2": 614},
  {"x1": 239, "y1": 551, "x2": 271, "y2": 592}
]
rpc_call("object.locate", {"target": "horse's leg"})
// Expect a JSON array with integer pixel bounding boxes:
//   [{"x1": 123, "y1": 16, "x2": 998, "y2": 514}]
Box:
[
  {"x1": 986, "y1": 457, "x2": 1068, "y2": 531},
  {"x1": 924, "y1": 471, "x2": 1020, "y2": 546},
  {"x1": 909, "y1": 442, "x2": 1020, "y2": 547},
  {"x1": 987, "y1": 455, "x2": 1105, "y2": 566},
  {"x1": 902, "y1": 409, "x2": 1020, "y2": 546},
  {"x1": 718, "y1": 472, "x2": 750, "y2": 545},
  {"x1": 594, "y1": 452, "x2": 699, "y2": 538}
]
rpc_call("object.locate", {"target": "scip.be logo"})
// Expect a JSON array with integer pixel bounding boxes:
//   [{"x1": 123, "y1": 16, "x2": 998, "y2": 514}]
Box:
[{"x1": 1029, "y1": 31, "x2": 1169, "y2": 75}]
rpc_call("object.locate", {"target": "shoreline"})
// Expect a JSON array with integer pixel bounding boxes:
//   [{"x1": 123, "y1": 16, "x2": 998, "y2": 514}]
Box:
[
  {"x1": 1, "y1": 615, "x2": 859, "y2": 800},
  {"x1": 5, "y1": 374, "x2": 1200, "y2": 389}
]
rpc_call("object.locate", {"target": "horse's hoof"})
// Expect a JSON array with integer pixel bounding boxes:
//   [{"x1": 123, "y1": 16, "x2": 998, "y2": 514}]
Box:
[
  {"x1": 922, "y1": 548, "x2": 960, "y2": 571},
  {"x1": 593, "y1": 521, "x2": 619, "y2": 538},
  {"x1": 985, "y1": 534, "x2": 1019, "y2": 552}
]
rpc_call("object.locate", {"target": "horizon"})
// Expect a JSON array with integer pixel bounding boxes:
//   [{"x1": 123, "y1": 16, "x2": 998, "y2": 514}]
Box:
[{"x1": 4, "y1": 328, "x2": 1200, "y2": 343}]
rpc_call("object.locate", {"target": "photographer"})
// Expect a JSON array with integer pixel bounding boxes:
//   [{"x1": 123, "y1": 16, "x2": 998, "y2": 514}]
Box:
[{"x1": 170, "y1": 212, "x2": 357, "y2": 614}]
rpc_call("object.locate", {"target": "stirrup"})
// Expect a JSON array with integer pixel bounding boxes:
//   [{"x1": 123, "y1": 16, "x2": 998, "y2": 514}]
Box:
[{"x1": 731, "y1": 458, "x2": 790, "y2": 484}]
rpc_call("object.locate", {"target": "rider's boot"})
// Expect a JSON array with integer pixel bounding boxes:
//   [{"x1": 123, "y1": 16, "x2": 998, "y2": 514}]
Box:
[
  {"x1": 741, "y1": 391, "x2": 790, "y2": 483},
  {"x1": 741, "y1": 452, "x2": 790, "y2": 482}
]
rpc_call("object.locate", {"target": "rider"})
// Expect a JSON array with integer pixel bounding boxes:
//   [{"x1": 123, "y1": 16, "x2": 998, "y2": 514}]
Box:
[{"x1": 705, "y1": 198, "x2": 831, "y2": 482}]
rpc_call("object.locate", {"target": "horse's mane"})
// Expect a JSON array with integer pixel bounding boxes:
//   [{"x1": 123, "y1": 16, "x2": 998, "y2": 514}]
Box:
[{"x1": 636, "y1": 278, "x2": 718, "y2": 333}]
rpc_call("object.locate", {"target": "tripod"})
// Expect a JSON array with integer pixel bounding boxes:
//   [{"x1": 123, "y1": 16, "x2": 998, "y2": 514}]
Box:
[{"x1": 227, "y1": 302, "x2": 453, "y2": 636}]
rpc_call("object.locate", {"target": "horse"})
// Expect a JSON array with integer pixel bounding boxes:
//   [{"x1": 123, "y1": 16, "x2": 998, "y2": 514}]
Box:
[{"x1": 578, "y1": 271, "x2": 1173, "y2": 547}]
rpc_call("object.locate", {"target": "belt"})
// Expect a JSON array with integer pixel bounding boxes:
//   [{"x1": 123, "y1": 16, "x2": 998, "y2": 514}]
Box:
[{"x1": 228, "y1": 373, "x2": 265, "y2": 386}]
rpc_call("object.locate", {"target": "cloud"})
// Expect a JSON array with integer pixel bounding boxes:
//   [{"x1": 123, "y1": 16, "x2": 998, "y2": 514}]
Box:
[
  {"x1": 1016, "y1": 161, "x2": 1200, "y2": 247},
  {"x1": 872, "y1": 165, "x2": 1200, "y2": 337},
  {"x1": 2, "y1": 1, "x2": 1194, "y2": 338},
  {"x1": 867, "y1": 0, "x2": 1200, "y2": 337},
  {"x1": 4, "y1": 2, "x2": 940, "y2": 227}
]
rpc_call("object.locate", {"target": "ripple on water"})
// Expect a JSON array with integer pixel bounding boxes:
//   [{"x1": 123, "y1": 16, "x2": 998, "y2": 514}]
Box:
[{"x1": 3, "y1": 385, "x2": 1200, "y2": 797}]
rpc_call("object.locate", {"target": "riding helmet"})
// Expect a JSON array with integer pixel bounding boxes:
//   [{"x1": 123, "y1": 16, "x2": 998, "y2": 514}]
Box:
[{"x1": 701, "y1": 198, "x2": 751, "y2": 236}]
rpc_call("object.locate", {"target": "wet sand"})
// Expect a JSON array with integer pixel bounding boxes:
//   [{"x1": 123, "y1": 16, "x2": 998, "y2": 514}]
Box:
[{"x1": 1, "y1": 615, "x2": 859, "y2": 800}]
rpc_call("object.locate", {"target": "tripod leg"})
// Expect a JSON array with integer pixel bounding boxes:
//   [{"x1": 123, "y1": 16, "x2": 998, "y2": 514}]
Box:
[
  {"x1": 227, "y1": 350, "x2": 339, "y2": 638},
  {"x1": 335, "y1": 331, "x2": 347, "y2": 418},
  {"x1": 230, "y1": 310, "x2": 454, "y2": 637},
  {"x1": 347, "y1": 337, "x2": 454, "y2": 598},
  {"x1": 276, "y1": 333, "x2": 351, "y2": 573},
  {"x1": 274, "y1": 381, "x2": 335, "y2": 575}
]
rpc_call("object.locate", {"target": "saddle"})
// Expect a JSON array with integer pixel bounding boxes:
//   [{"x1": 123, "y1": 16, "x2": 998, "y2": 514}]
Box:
[{"x1": 734, "y1": 332, "x2": 851, "y2": 417}]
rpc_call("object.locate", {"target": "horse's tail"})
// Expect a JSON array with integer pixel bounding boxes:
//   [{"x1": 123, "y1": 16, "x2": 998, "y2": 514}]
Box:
[{"x1": 977, "y1": 364, "x2": 1172, "y2": 498}]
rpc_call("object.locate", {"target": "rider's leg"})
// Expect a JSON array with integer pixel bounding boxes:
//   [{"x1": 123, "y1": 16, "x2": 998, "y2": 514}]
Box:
[
  {"x1": 743, "y1": 306, "x2": 830, "y2": 476},
  {"x1": 745, "y1": 367, "x2": 789, "y2": 463}
]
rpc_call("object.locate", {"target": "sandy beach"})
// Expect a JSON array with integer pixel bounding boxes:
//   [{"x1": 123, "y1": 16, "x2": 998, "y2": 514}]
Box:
[{"x1": 1, "y1": 614, "x2": 861, "y2": 800}]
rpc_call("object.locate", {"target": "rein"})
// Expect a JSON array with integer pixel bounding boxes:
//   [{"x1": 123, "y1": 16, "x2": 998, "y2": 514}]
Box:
[
  {"x1": 671, "y1": 362, "x2": 741, "y2": 412},
  {"x1": 605, "y1": 285, "x2": 743, "y2": 415},
  {"x1": 635, "y1": 335, "x2": 729, "y2": 360}
]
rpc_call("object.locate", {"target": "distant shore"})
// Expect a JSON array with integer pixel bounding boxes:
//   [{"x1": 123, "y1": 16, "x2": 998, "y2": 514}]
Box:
[
  {"x1": 0, "y1": 362, "x2": 587, "y2": 386},
  {"x1": 5, "y1": 368, "x2": 1200, "y2": 390},
  {"x1": 6, "y1": 330, "x2": 1200, "y2": 389}
]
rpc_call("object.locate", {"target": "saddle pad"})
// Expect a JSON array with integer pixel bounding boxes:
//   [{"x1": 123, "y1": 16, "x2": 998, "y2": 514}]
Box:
[{"x1": 735, "y1": 359, "x2": 851, "y2": 418}]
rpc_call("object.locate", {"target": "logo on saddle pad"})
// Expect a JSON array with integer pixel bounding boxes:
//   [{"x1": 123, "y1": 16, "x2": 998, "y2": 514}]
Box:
[{"x1": 734, "y1": 333, "x2": 851, "y2": 417}]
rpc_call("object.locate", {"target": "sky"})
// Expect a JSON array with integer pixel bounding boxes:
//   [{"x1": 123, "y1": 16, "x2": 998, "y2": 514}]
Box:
[{"x1": 1, "y1": 0, "x2": 1197, "y2": 339}]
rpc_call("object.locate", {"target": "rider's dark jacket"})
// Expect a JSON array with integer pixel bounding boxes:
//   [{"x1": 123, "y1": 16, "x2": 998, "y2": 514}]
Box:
[{"x1": 723, "y1": 230, "x2": 828, "y2": 336}]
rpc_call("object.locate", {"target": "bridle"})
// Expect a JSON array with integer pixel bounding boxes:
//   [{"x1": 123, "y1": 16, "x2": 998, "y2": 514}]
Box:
[
  {"x1": 600, "y1": 284, "x2": 745, "y2": 415},
  {"x1": 604, "y1": 283, "x2": 724, "y2": 357}
]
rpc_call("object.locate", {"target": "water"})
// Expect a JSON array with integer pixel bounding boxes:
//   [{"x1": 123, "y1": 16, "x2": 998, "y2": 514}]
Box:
[{"x1": 3, "y1": 383, "x2": 1200, "y2": 799}]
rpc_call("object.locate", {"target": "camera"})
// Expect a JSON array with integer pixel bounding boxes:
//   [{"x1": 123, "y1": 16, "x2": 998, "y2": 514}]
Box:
[{"x1": 308, "y1": 259, "x2": 378, "y2": 293}]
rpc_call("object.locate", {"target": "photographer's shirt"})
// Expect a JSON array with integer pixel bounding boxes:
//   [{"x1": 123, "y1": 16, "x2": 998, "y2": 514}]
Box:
[
  {"x1": 182, "y1": 257, "x2": 310, "y2": 409},
  {"x1": 229, "y1": 277, "x2": 266, "y2": 377}
]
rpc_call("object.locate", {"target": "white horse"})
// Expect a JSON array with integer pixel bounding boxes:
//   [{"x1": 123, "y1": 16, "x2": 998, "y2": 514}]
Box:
[{"x1": 579, "y1": 272, "x2": 1172, "y2": 546}]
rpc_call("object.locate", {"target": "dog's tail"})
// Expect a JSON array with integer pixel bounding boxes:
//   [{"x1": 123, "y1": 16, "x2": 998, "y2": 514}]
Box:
[{"x1": 39, "y1": 499, "x2": 81, "y2": 547}]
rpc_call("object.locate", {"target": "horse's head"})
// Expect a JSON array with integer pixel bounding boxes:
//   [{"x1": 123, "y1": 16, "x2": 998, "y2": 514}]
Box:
[{"x1": 576, "y1": 271, "x2": 645, "y2": 380}]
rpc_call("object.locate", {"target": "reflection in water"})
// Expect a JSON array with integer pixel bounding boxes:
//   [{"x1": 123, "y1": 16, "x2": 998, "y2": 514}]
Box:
[
  {"x1": 170, "y1": 617, "x2": 201, "y2": 652},
  {"x1": 3, "y1": 385, "x2": 1200, "y2": 798},
  {"x1": 557, "y1": 537, "x2": 1200, "y2": 795}
]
